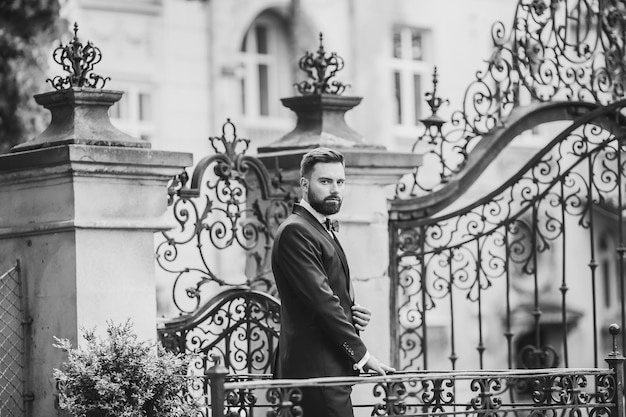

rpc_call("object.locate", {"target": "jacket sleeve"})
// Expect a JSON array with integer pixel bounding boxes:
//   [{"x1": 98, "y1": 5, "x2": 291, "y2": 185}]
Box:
[{"x1": 274, "y1": 222, "x2": 368, "y2": 363}]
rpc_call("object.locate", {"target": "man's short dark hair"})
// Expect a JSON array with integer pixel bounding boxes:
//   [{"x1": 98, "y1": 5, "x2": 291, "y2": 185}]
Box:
[{"x1": 300, "y1": 147, "x2": 345, "y2": 179}]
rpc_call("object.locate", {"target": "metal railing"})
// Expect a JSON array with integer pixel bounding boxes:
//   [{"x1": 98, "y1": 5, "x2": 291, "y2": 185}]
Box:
[
  {"x1": 204, "y1": 367, "x2": 622, "y2": 417},
  {"x1": 0, "y1": 260, "x2": 32, "y2": 417},
  {"x1": 197, "y1": 325, "x2": 625, "y2": 417}
]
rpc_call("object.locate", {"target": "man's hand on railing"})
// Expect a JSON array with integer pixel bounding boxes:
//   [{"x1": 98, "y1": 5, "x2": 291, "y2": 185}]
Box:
[
  {"x1": 364, "y1": 355, "x2": 396, "y2": 376},
  {"x1": 352, "y1": 303, "x2": 371, "y2": 332}
]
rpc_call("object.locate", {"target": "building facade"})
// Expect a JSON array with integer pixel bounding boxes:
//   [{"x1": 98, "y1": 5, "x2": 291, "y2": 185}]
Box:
[{"x1": 61, "y1": 0, "x2": 518, "y2": 160}]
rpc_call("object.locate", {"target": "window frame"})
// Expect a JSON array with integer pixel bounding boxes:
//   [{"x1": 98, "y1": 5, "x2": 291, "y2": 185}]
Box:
[
  {"x1": 391, "y1": 25, "x2": 432, "y2": 137},
  {"x1": 238, "y1": 14, "x2": 291, "y2": 123},
  {"x1": 109, "y1": 83, "x2": 156, "y2": 142}
]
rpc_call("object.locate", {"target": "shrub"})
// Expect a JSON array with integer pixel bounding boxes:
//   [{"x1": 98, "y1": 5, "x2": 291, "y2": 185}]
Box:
[{"x1": 53, "y1": 320, "x2": 199, "y2": 417}]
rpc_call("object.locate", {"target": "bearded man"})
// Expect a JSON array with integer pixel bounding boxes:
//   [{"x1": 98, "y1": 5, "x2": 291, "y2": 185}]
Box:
[{"x1": 271, "y1": 147, "x2": 394, "y2": 417}]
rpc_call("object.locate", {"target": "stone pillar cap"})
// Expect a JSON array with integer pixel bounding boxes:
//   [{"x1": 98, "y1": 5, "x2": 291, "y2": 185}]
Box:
[
  {"x1": 12, "y1": 87, "x2": 148, "y2": 153},
  {"x1": 258, "y1": 94, "x2": 384, "y2": 152}
]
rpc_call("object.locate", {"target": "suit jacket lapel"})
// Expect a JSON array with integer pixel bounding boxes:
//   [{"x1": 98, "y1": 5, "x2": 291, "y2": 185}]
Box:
[
  {"x1": 293, "y1": 205, "x2": 351, "y2": 283},
  {"x1": 330, "y1": 233, "x2": 349, "y2": 273},
  {"x1": 330, "y1": 232, "x2": 354, "y2": 300}
]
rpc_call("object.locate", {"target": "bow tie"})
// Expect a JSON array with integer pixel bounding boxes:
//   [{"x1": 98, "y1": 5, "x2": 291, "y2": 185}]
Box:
[{"x1": 324, "y1": 218, "x2": 339, "y2": 233}]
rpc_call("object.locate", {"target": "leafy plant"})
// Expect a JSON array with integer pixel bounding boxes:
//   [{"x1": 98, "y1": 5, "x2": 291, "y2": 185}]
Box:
[{"x1": 53, "y1": 320, "x2": 199, "y2": 417}]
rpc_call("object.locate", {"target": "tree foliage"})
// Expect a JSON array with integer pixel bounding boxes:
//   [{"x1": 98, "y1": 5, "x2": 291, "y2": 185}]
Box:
[{"x1": 0, "y1": 0, "x2": 67, "y2": 154}]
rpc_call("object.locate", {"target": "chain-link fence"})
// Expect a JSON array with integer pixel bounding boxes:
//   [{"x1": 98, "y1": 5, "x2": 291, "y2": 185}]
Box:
[{"x1": 0, "y1": 261, "x2": 29, "y2": 417}]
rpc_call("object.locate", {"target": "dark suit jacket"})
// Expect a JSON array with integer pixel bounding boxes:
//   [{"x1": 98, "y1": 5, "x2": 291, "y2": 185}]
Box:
[{"x1": 272, "y1": 204, "x2": 367, "y2": 378}]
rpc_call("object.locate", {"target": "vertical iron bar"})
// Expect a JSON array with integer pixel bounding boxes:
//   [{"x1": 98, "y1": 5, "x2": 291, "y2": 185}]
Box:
[
  {"x1": 532, "y1": 204, "x2": 541, "y2": 368},
  {"x1": 504, "y1": 225, "x2": 513, "y2": 369},
  {"x1": 587, "y1": 156, "x2": 599, "y2": 367},
  {"x1": 605, "y1": 324, "x2": 625, "y2": 417},
  {"x1": 448, "y1": 248, "x2": 457, "y2": 370},
  {"x1": 575, "y1": 0, "x2": 581, "y2": 57},
  {"x1": 448, "y1": 249, "x2": 457, "y2": 413},
  {"x1": 618, "y1": 137, "x2": 626, "y2": 351},
  {"x1": 246, "y1": 293, "x2": 252, "y2": 374},
  {"x1": 476, "y1": 238, "x2": 485, "y2": 369},
  {"x1": 389, "y1": 222, "x2": 399, "y2": 370},
  {"x1": 503, "y1": 223, "x2": 519, "y2": 417},
  {"x1": 439, "y1": 135, "x2": 446, "y2": 182},
  {"x1": 421, "y1": 225, "x2": 428, "y2": 370},
  {"x1": 623, "y1": 14, "x2": 626, "y2": 103},
  {"x1": 559, "y1": 178, "x2": 570, "y2": 368}
]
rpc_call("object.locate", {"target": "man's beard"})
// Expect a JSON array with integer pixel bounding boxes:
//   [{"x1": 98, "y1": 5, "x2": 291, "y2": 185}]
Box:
[{"x1": 308, "y1": 189, "x2": 342, "y2": 216}]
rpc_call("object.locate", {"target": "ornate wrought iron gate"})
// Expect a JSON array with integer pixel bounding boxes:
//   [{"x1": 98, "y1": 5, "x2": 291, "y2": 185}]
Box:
[
  {"x1": 390, "y1": 0, "x2": 626, "y2": 372},
  {"x1": 154, "y1": 2, "x2": 626, "y2": 416},
  {"x1": 156, "y1": 120, "x2": 294, "y2": 375}
]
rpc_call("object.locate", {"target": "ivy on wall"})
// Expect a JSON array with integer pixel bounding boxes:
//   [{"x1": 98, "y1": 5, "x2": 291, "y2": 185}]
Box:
[{"x1": 0, "y1": 0, "x2": 67, "y2": 154}]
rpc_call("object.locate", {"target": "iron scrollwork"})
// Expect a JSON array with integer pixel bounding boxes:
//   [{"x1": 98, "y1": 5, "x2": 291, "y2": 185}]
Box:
[
  {"x1": 371, "y1": 380, "x2": 408, "y2": 416},
  {"x1": 225, "y1": 387, "x2": 258, "y2": 417},
  {"x1": 421, "y1": 378, "x2": 454, "y2": 413},
  {"x1": 209, "y1": 369, "x2": 618, "y2": 417},
  {"x1": 156, "y1": 119, "x2": 295, "y2": 314},
  {"x1": 46, "y1": 23, "x2": 110, "y2": 90},
  {"x1": 469, "y1": 377, "x2": 505, "y2": 416},
  {"x1": 392, "y1": 100, "x2": 626, "y2": 370},
  {"x1": 159, "y1": 289, "x2": 280, "y2": 375},
  {"x1": 389, "y1": 0, "x2": 626, "y2": 370},
  {"x1": 294, "y1": 33, "x2": 349, "y2": 96},
  {"x1": 396, "y1": 0, "x2": 626, "y2": 198},
  {"x1": 266, "y1": 387, "x2": 303, "y2": 417}
]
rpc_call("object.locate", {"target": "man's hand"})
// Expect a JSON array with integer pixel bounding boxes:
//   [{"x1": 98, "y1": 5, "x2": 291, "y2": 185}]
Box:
[
  {"x1": 364, "y1": 355, "x2": 396, "y2": 376},
  {"x1": 351, "y1": 304, "x2": 371, "y2": 332}
]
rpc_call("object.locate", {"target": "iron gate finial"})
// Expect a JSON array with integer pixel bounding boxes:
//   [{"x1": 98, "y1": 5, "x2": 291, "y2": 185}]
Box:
[
  {"x1": 294, "y1": 32, "x2": 350, "y2": 95},
  {"x1": 424, "y1": 67, "x2": 448, "y2": 119},
  {"x1": 46, "y1": 22, "x2": 111, "y2": 90}
]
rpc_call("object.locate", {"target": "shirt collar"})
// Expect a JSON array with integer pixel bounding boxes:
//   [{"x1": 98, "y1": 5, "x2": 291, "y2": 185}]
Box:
[{"x1": 299, "y1": 199, "x2": 329, "y2": 225}]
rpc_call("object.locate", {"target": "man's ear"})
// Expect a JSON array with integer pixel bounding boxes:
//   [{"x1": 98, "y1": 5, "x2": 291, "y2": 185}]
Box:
[{"x1": 300, "y1": 177, "x2": 308, "y2": 190}]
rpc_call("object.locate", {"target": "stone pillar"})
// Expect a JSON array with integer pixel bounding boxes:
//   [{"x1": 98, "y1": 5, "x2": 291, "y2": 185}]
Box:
[
  {"x1": 256, "y1": 36, "x2": 421, "y2": 415},
  {"x1": 0, "y1": 83, "x2": 191, "y2": 416}
]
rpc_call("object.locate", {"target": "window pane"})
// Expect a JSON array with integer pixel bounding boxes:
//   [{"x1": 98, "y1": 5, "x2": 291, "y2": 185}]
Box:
[
  {"x1": 258, "y1": 64, "x2": 269, "y2": 116},
  {"x1": 393, "y1": 28, "x2": 402, "y2": 58},
  {"x1": 394, "y1": 71, "x2": 402, "y2": 124},
  {"x1": 138, "y1": 92, "x2": 152, "y2": 121},
  {"x1": 256, "y1": 25, "x2": 268, "y2": 54},
  {"x1": 411, "y1": 30, "x2": 423, "y2": 60},
  {"x1": 109, "y1": 93, "x2": 126, "y2": 119},
  {"x1": 413, "y1": 73, "x2": 422, "y2": 124}
]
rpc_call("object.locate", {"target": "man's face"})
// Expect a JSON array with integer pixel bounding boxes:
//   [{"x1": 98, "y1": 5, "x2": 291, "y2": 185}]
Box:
[{"x1": 302, "y1": 162, "x2": 345, "y2": 216}]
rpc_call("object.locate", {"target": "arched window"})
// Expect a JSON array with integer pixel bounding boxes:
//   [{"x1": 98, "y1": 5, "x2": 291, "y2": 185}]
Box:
[{"x1": 239, "y1": 12, "x2": 292, "y2": 122}]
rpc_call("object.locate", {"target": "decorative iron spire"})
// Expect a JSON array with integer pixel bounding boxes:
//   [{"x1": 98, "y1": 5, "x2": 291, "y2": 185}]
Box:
[
  {"x1": 417, "y1": 67, "x2": 449, "y2": 148},
  {"x1": 294, "y1": 33, "x2": 349, "y2": 95},
  {"x1": 46, "y1": 23, "x2": 110, "y2": 90},
  {"x1": 424, "y1": 67, "x2": 448, "y2": 119}
]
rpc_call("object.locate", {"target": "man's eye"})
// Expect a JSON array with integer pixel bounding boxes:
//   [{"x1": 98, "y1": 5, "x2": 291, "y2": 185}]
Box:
[{"x1": 320, "y1": 179, "x2": 330, "y2": 184}]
